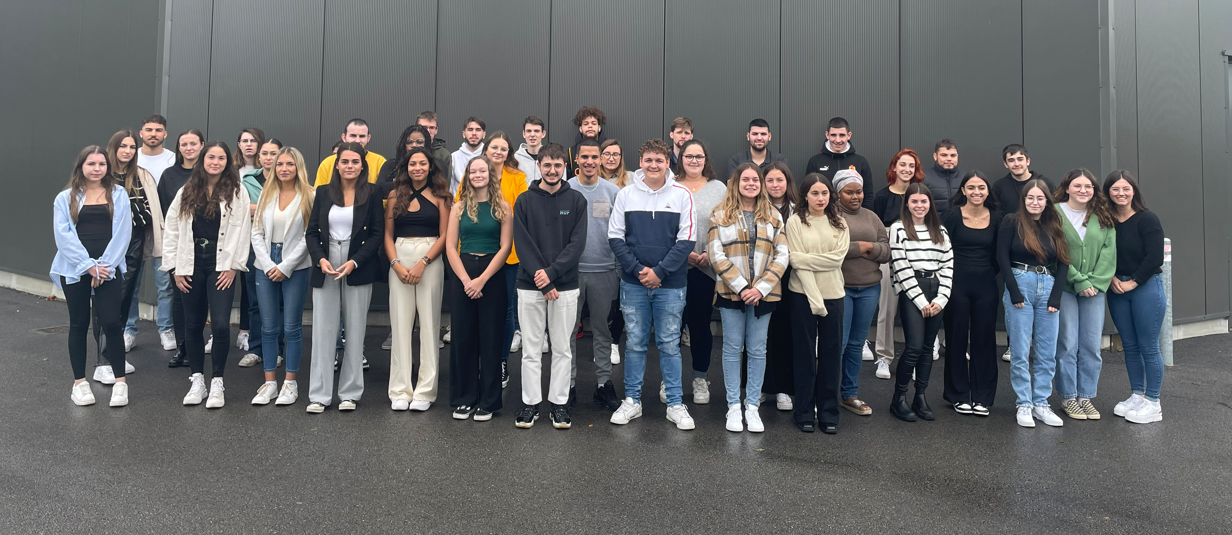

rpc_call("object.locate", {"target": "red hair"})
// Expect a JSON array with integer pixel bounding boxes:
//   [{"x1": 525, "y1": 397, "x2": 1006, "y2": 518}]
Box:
[{"x1": 885, "y1": 148, "x2": 925, "y2": 185}]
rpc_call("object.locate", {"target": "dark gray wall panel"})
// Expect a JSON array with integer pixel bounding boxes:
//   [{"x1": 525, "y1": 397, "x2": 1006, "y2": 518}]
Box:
[
  {"x1": 1199, "y1": 0, "x2": 1232, "y2": 315},
  {"x1": 208, "y1": 0, "x2": 323, "y2": 158},
  {"x1": 1112, "y1": 0, "x2": 1138, "y2": 175},
  {"x1": 664, "y1": 0, "x2": 778, "y2": 178},
  {"x1": 319, "y1": 0, "x2": 437, "y2": 165},
  {"x1": 1135, "y1": 0, "x2": 1205, "y2": 319},
  {"x1": 165, "y1": 0, "x2": 214, "y2": 135},
  {"x1": 436, "y1": 0, "x2": 550, "y2": 154},
  {"x1": 781, "y1": 0, "x2": 899, "y2": 188},
  {"x1": 549, "y1": 0, "x2": 664, "y2": 168},
  {"x1": 900, "y1": 0, "x2": 1022, "y2": 185}
]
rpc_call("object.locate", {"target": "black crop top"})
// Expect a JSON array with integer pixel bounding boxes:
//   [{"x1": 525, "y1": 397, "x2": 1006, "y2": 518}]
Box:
[
  {"x1": 392, "y1": 185, "x2": 441, "y2": 238},
  {"x1": 76, "y1": 204, "x2": 112, "y2": 258}
]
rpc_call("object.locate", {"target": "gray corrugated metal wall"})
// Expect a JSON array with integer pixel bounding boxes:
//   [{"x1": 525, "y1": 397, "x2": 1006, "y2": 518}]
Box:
[{"x1": 1197, "y1": 0, "x2": 1232, "y2": 317}]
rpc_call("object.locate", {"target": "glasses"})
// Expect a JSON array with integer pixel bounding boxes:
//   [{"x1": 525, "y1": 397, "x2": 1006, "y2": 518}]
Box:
[
  {"x1": 1070, "y1": 184, "x2": 1094, "y2": 191},
  {"x1": 683, "y1": 154, "x2": 705, "y2": 162},
  {"x1": 602, "y1": 152, "x2": 621, "y2": 159}
]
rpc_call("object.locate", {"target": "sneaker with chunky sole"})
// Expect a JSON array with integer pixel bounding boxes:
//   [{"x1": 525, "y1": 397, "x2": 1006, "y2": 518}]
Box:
[
  {"x1": 610, "y1": 398, "x2": 642, "y2": 424},
  {"x1": 123, "y1": 332, "x2": 136, "y2": 352},
  {"x1": 453, "y1": 405, "x2": 475, "y2": 420},
  {"x1": 1113, "y1": 394, "x2": 1145, "y2": 417},
  {"x1": 71, "y1": 382, "x2": 96, "y2": 406},
  {"x1": 954, "y1": 402, "x2": 974, "y2": 415},
  {"x1": 93, "y1": 365, "x2": 116, "y2": 385},
  {"x1": 160, "y1": 330, "x2": 177, "y2": 351},
  {"x1": 409, "y1": 400, "x2": 431, "y2": 411},
  {"x1": 1032, "y1": 406, "x2": 1064, "y2": 427},
  {"x1": 515, "y1": 404, "x2": 540, "y2": 428},
  {"x1": 550, "y1": 404, "x2": 571, "y2": 429},
  {"x1": 306, "y1": 402, "x2": 325, "y2": 413},
  {"x1": 725, "y1": 405, "x2": 743, "y2": 432},
  {"x1": 875, "y1": 360, "x2": 891, "y2": 379},
  {"x1": 776, "y1": 393, "x2": 793, "y2": 411},
  {"x1": 666, "y1": 404, "x2": 696, "y2": 430},
  {"x1": 692, "y1": 378, "x2": 710, "y2": 405},
  {"x1": 1078, "y1": 399, "x2": 1101, "y2": 420},
  {"x1": 1126, "y1": 399, "x2": 1162, "y2": 424},
  {"x1": 1016, "y1": 406, "x2": 1036, "y2": 428},
  {"x1": 238, "y1": 353, "x2": 261, "y2": 367},
  {"x1": 391, "y1": 399, "x2": 410, "y2": 411},
  {"x1": 338, "y1": 400, "x2": 357, "y2": 411},
  {"x1": 252, "y1": 382, "x2": 278, "y2": 405},
  {"x1": 862, "y1": 341, "x2": 875, "y2": 361},
  {"x1": 109, "y1": 382, "x2": 128, "y2": 407},
  {"x1": 183, "y1": 374, "x2": 207, "y2": 405},
  {"x1": 205, "y1": 378, "x2": 225, "y2": 409},
  {"x1": 1061, "y1": 399, "x2": 1087, "y2": 420},
  {"x1": 473, "y1": 409, "x2": 493, "y2": 422},
  {"x1": 745, "y1": 404, "x2": 764, "y2": 433},
  {"x1": 972, "y1": 403, "x2": 990, "y2": 417},
  {"x1": 593, "y1": 381, "x2": 621, "y2": 411},
  {"x1": 275, "y1": 382, "x2": 298, "y2": 405}
]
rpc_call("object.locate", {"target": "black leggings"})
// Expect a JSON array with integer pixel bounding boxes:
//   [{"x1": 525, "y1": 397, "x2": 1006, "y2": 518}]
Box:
[
  {"x1": 92, "y1": 230, "x2": 144, "y2": 365},
  {"x1": 63, "y1": 275, "x2": 125, "y2": 380},
  {"x1": 896, "y1": 276, "x2": 942, "y2": 393},
  {"x1": 943, "y1": 272, "x2": 999, "y2": 405},
  {"x1": 182, "y1": 261, "x2": 235, "y2": 377},
  {"x1": 683, "y1": 267, "x2": 715, "y2": 375},
  {"x1": 789, "y1": 290, "x2": 844, "y2": 425},
  {"x1": 449, "y1": 254, "x2": 507, "y2": 412}
]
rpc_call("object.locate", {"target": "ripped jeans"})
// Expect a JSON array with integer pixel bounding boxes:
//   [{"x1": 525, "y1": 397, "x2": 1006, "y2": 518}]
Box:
[{"x1": 619, "y1": 281, "x2": 687, "y2": 406}]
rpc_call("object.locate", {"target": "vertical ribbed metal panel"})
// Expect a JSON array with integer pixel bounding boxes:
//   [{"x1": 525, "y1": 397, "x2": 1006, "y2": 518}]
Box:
[
  {"x1": 780, "y1": 0, "x2": 899, "y2": 187},
  {"x1": 549, "y1": 0, "x2": 664, "y2": 164},
  {"x1": 1136, "y1": 0, "x2": 1204, "y2": 319},
  {"x1": 166, "y1": 0, "x2": 214, "y2": 135},
  {"x1": 320, "y1": 0, "x2": 437, "y2": 163},
  {"x1": 436, "y1": 0, "x2": 550, "y2": 147},
  {"x1": 663, "y1": 0, "x2": 778, "y2": 178},
  {"x1": 1023, "y1": 0, "x2": 1102, "y2": 181},
  {"x1": 207, "y1": 0, "x2": 323, "y2": 156},
  {"x1": 1113, "y1": 0, "x2": 1138, "y2": 175},
  {"x1": 1198, "y1": 0, "x2": 1231, "y2": 315},
  {"x1": 900, "y1": 0, "x2": 1022, "y2": 182}
]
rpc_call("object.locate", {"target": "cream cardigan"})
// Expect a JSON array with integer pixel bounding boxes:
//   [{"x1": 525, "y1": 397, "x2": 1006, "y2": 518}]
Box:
[
  {"x1": 785, "y1": 213, "x2": 849, "y2": 316},
  {"x1": 161, "y1": 187, "x2": 252, "y2": 275}
]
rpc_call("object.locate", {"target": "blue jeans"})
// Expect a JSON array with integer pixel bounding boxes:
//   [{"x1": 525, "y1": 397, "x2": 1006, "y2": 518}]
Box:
[
  {"x1": 124, "y1": 263, "x2": 145, "y2": 335},
  {"x1": 147, "y1": 257, "x2": 175, "y2": 334},
  {"x1": 840, "y1": 284, "x2": 880, "y2": 399},
  {"x1": 254, "y1": 244, "x2": 310, "y2": 373},
  {"x1": 1055, "y1": 290, "x2": 1105, "y2": 399},
  {"x1": 1003, "y1": 269, "x2": 1060, "y2": 407},
  {"x1": 719, "y1": 306, "x2": 771, "y2": 407},
  {"x1": 502, "y1": 263, "x2": 520, "y2": 362},
  {"x1": 620, "y1": 281, "x2": 686, "y2": 405},
  {"x1": 1107, "y1": 274, "x2": 1166, "y2": 401},
  {"x1": 244, "y1": 249, "x2": 264, "y2": 356}
]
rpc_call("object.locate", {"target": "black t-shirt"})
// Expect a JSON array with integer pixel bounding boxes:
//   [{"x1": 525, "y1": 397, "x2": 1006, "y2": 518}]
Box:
[
  {"x1": 991, "y1": 172, "x2": 1053, "y2": 215},
  {"x1": 158, "y1": 164, "x2": 193, "y2": 215},
  {"x1": 996, "y1": 213, "x2": 1069, "y2": 308},
  {"x1": 192, "y1": 204, "x2": 220, "y2": 243},
  {"x1": 941, "y1": 208, "x2": 1003, "y2": 279},
  {"x1": 871, "y1": 186, "x2": 904, "y2": 226}
]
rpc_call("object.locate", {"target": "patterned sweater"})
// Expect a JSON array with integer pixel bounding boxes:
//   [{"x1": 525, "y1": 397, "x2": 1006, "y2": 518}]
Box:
[
  {"x1": 706, "y1": 208, "x2": 789, "y2": 306},
  {"x1": 889, "y1": 221, "x2": 955, "y2": 310}
]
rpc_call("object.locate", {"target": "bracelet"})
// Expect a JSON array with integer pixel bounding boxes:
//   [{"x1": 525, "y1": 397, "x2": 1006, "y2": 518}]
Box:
[
  {"x1": 391, "y1": 258, "x2": 401, "y2": 267},
  {"x1": 420, "y1": 255, "x2": 432, "y2": 266}
]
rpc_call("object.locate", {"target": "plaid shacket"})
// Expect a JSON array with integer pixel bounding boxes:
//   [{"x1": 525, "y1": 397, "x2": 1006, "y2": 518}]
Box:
[{"x1": 706, "y1": 209, "x2": 789, "y2": 304}]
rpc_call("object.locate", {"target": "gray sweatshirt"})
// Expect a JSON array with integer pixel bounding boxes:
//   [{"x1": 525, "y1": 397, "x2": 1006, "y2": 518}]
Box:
[
  {"x1": 688, "y1": 179, "x2": 729, "y2": 279},
  {"x1": 568, "y1": 176, "x2": 621, "y2": 272}
]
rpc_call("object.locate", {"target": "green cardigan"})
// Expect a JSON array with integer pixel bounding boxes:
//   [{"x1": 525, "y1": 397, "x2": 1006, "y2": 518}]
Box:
[{"x1": 1056, "y1": 204, "x2": 1117, "y2": 294}]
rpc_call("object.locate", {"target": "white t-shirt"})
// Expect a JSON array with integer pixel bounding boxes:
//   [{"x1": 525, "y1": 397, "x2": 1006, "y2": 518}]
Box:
[
  {"x1": 137, "y1": 148, "x2": 176, "y2": 183},
  {"x1": 328, "y1": 205, "x2": 354, "y2": 241},
  {"x1": 1059, "y1": 203, "x2": 1088, "y2": 241},
  {"x1": 272, "y1": 202, "x2": 290, "y2": 244}
]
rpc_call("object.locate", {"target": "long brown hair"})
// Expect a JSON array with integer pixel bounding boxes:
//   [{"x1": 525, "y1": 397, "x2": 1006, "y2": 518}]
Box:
[
  {"x1": 678, "y1": 139, "x2": 717, "y2": 181},
  {"x1": 713, "y1": 163, "x2": 777, "y2": 227},
  {"x1": 898, "y1": 183, "x2": 944, "y2": 244},
  {"x1": 459, "y1": 156, "x2": 506, "y2": 223},
  {"x1": 1054, "y1": 168, "x2": 1116, "y2": 229},
  {"x1": 598, "y1": 139, "x2": 629, "y2": 187},
  {"x1": 106, "y1": 130, "x2": 142, "y2": 195},
  {"x1": 796, "y1": 173, "x2": 845, "y2": 230},
  {"x1": 763, "y1": 161, "x2": 798, "y2": 222},
  {"x1": 483, "y1": 131, "x2": 519, "y2": 171},
  {"x1": 180, "y1": 141, "x2": 241, "y2": 220},
  {"x1": 391, "y1": 147, "x2": 451, "y2": 216},
  {"x1": 65, "y1": 146, "x2": 115, "y2": 223},
  {"x1": 1102, "y1": 169, "x2": 1149, "y2": 213},
  {"x1": 1015, "y1": 179, "x2": 1071, "y2": 265},
  {"x1": 326, "y1": 142, "x2": 373, "y2": 206},
  {"x1": 233, "y1": 127, "x2": 266, "y2": 168}
]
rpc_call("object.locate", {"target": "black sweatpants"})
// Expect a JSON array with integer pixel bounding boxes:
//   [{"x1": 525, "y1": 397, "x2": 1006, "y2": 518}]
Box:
[
  {"x1": 182, "y1": 256, "x2": 235, "y2": 378},
  {"x1": 789, "y1": 290, "x2": 844, "y2": 426},
  {"x1": 943, "y1": 272, "x2": 999, "y2": 405},
  {"x1": 449, "y1": 253, "x2": 507, "y2": 412},
  {"x1": 63, "y1": 275, "x2": 125, "y2": 381},
  {"x1": 896, "y1": 276, "x2": 942, "y2": 393}
]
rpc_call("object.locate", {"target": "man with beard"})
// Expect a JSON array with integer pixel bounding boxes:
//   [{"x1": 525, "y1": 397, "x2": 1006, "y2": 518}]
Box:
[
  {"x1": 449, "y1": 117, "x2": 486, "y2": 195},
  {"x1": 922, "y1": 139, "x2": 963, "y2": 212},
  {"x1": 567, "y1": 106, "x2": 606, "y2": 178},
  {"x1": 726, "y1": 118, "x2": 787, "y2": 178},
  {"x1": 667, "y1": 116, "x2": 694, "y2": 174}
]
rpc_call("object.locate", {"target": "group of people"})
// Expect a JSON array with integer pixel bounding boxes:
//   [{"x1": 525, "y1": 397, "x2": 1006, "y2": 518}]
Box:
[{"x1": 50, "y1": 108, "x2": 1168, "y2": 433}]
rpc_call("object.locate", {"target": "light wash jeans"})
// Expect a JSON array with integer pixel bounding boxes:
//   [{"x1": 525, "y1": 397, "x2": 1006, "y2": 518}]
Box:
[
  {"x1": 1107, "y1": 274, "x2": 1166, "y2": 401},
  {"x1": 254, "y1": 244, "x2": 309, "y2": 374},
  {"x1": 840, "y1": 284, "x2": 881, "y2": 399},
  {"x1": 620, "y1": 281, "x2": 686, "y2": 405},
  {"x1": 1003, "y1": 269, "x2": 1060, "y2": 408},
  {"x1": 1055, "y1": 290, "x2": 1105, "y2": 399},
  {"x1": 719, "y1": 305, "x2": 771, "y2": 407}
]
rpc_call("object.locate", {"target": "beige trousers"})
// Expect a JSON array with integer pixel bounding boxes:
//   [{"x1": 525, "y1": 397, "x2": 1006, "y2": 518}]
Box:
[{"x1": 387, "y1": 237, "x2": 444, "y2": 402}]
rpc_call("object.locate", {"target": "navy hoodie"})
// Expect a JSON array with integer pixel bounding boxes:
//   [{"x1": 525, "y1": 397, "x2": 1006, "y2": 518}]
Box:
[{"x1": 513, "y1": 179, "x2": 589, "y2": 293}]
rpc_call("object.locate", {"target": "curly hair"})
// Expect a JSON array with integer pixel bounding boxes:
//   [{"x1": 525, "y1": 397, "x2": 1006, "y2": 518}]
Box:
[
  {"x1": 458, "y1": 156, "x2": 506, "y2": 223},
  {"x1": 180, "y1": 141, "x2": 241, "y2": 220},
  {"x1": 885, "y1": 148, "x2": 925, "y2": 186},
  {"x1": 572, "y1": 106, "x2": 606, "y2": 127}
]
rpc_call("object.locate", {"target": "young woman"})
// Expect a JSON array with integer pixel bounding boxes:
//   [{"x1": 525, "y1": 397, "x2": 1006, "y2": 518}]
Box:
[
  {"x1": 237, "y1": 138, "x2": 284, "y2": 368},
  {"x1": 161, "y1": 141, "x2": 252, "y2": 409},
  {"x1": 303, "y1": 142, "x2": 385, "y2": 413},
  {"x1": 446, "y1": 156, "x2": 513, "y2": 421},
  {"x1": 785, "y1": 174, "x2": 849, "y2": 434},
  {"x1": 385, "y1": 147, "x2": 451, "y2": 412},
  {"x1": 997, "y1": 179, "x2": 1071, "y2": 428},
  {"x1": 1103, "y1": 171, "x2": 1165, "y2": 423},
  {"x1": 52, "y1": 146, "x2": 133, "y2": 407},
  {"x1": 157, "y1": 129, "x2": 204, "y2": 369},
  {"x1": 377, "y1": 125, "x2": 432, "y2": 189},
  {"x1": 233, "y1": 127, "x2": 266, "y2": 177},
  {"x1": 480, "y1": 131, "x2": 528, "y2": 386},
  {"x1": 761, "y1": 162, "x2": 798, "y2": 410},
  {"x1": 1053, "y1": 168, "x2": 1117, "y2": 421},
  {"x1": 941, "y1": 171, "x2": 1003, "y2": 416},
  {"x1": 708, "y1": 163, "x2": 789, "y2": 433},
  {"x1": 599, "y1": 139, "x2": 634, "y2": 188},
  {"x1": 871, "y1": 149, "x2": 926, "y2": 380},
  {"x1": 672, "y1": 139, "x2": 727, "y2": 405},
  {"x1": 834, "y1": 169, "x2": 890, "y2": 417},
  {"x1": 887, "y1": 184, "x2": 953, "y2": 422},
  {"x1": 249, "y1": 147, "x2": 314, "y2": 406}
]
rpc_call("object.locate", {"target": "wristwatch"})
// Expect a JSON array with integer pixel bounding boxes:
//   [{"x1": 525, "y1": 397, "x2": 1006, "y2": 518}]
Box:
[{"x1": 421, "y1": 255, "x2": 433, "y2": 265}]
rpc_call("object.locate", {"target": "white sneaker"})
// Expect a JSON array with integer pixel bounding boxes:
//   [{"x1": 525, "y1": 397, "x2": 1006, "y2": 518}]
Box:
[
  {"x1": 610, "y1": 397, "x2": 642, "y2": 424},
  {"x1": 71, "y1": 382, "x2": 96, "y2": 406},
  {"x1": 238, "y1": 353, "x2": 261, "y2": 367},
  {"x1": 183, "y1": 374, "x2": 207, "y2": 405},
  {"x1": 409, "y1": 400, "x2": 432, "y2": 411},
  {"x1": 205, "y1": 377, "x2": 225, "y2": 408},
  {"x1": 875, "y1": 360, "x2": 891, "y2": 379},
  {"x1": 1113, "y1": 393, "x2": 1146, "y2": 417},
  {"x1": 339, "y1": 400, "x2": 357, "y2": 411},
  {"x1": 236, "y1": 332, "x2": 249, "y2": 351},
  {"x1": 125, "y1": 361, "x2": 135, "y2": 374},
  {"x1": 391, "y1": 399, "x2": 409, "y2": 411},
  {"x1": 680, "y1": 327, "x2": 691, "y2": 347},
  {"x1": 442, "y1": 326, "x2": 451, "y2": 343},
  {"x1": 932, "y1": 340, "x2": 940, "y2": 361},
  {"x1": 659, "y1": 381, "x2": 667, "y2": 403},
  {"x1": 692, "y1": 377, "x2": 710, "y2": 404},
  {"x1": 1126, "y1": 399, "x2": 1162, "y2": 424},
  {"x1": 861, "y1": 340, "x2": 875, "y2": 361},
  {"x1": 438, "y1": 340, "x2": 444, "y2": 349},
  {"x1": 252, "y1": 382, "x2": 278, "y2": 405},
  {"x1": 1002, "y1": 348, "x2": 1012, "y2": 362},
  {"x1": 204, "y1": 335, "x2": 213, "y2": 354},
  {"x1": 160, "y1": 330, "x2": 176, "y2": 351},
  {"x1": 306, "y1": 402, "x2": 325, "y2": 413},
  {"x1": 611, "y1": 343, "x2": 621, "y2": 365},
  {"x1": 1016, "y1": 406, "x2": 1036, "y2": 428},
  {"x1": 123, "y1": 332, "x2": 136, "y2": 352},
  {"x1": 109, "y1": 382, "x2": 128, "y2": 407},
  {"x1": 381, "y1": 332, "x2": 393, "y2": 350},
  {"x1": 275, "y1": 382, "x2": 298, "y2": 405},
  {"x1": 1032, "y1": 406, "x2": 1064, "y2": 427},
  {"x1": 277, "y1": 355, "x2": 284, "y2": 368},
  {"x1": 510, "y1": 330, "x2": 522, "y2": 353},
  {"x1": 725, "y1": 405, "x2": 744, "y2": 432},
  {"x1": 775, "y1": 393, "x2": 793, "y2": 411},
  {"x1": 93, "y1": 365, "x2": 116, "y2": 385},
  {"x1": 666, "y1": 404, "x2": 696, "y2": 430},
  {"x1": 745, "y1": 404, "x2": 764, "y2": 433}
]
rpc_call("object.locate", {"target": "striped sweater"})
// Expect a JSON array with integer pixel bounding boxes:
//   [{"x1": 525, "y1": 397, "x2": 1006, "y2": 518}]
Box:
[{"x1": 889, "y1": 221, "x2": 955, "y2": 310}]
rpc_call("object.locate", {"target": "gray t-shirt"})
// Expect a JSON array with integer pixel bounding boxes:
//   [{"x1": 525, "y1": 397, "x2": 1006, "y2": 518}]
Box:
[
  {"x1": 1059, "y1": 202, "x2": 1088, "y2": 241},
  {"x1": 689, "y1": 179, "x2": 728, "y2": 279},
  {"x1": 568, "y1": 176, "x2": 621, "y2": 272}
]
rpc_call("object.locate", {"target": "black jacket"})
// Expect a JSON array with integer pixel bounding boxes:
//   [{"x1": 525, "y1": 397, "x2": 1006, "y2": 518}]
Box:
[
  {"x1": 991, "y1": 172, "x2": 1053, "y2": 215},
  {"x1": 804, "y1": 142, "x2": 873, "y2": 188},
  {"x1": 922, "y1": 163, "x2": 963, "y2": 212},
  {"x1": 726, "y1": 148, "x2": 787, "y2": 179},
  {"x1": 305, "y1": 185, "x2": 386, "y2": 287},
  {"x1": 513, "y1": 180, "x2": 588, "y2": 294}
]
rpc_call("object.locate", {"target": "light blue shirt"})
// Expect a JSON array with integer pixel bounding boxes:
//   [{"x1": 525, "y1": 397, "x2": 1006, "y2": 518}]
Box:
[{"x1": 49, "y1": 186, "x2": 132, "y2": 288}]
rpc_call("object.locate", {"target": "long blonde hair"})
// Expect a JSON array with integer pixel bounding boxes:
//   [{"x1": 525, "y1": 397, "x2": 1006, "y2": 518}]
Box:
[
  {"x1": 459, "y1": 155, "x2": 506, "y2": 223},
  {"x1": 254, "y1": 147, "x2": 314, "y2": 231},
  {"x1": 713, "y1": 163, "x2": 777, "y2": 227}
]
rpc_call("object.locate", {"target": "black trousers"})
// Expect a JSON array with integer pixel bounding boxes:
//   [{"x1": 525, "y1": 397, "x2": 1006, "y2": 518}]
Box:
[
  {"x1": 895, "y1": 276, "x2": 942, "y2": 393},
  {"x1": 63, "y1": 275, "x2": 125, "y2": 380},
  {"x1": 789, "y1": 290, "x2": 844, "y2": 425},
  {"x1": 92, "y1": 230, "x2": 144, "y2": 365},
  {"x1": 182, "y1": 255, "x2": 235, "y2": 377},
  {"x1": 943, "y1": 272, "x2": 999, "y2": 405},
  {"x1": 607, "y1": 295, "x2": 624, "y2": 344},
  {"x1": 449, "y1": 253, "x2": 507, "y2": 412},
  {"x1": 683, "y1": 267, "x2": 715, "y2": 375},
  {"x1": 762, "y1": 270, "x2": 795, "y2": 396}
]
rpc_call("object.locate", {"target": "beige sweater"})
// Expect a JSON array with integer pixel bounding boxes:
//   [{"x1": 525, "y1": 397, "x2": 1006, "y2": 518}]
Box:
[{"x1": 785, "y1": 213, "x2": 849, "y2": 316}]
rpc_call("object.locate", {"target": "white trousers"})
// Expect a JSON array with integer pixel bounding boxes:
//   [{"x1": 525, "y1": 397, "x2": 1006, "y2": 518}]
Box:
[
  {"x1": 387, "y1": 237, "x2": 444, "y2": 402},
  {"x1": 517, "y1": 288, "x2": 579, "y2": 406}
]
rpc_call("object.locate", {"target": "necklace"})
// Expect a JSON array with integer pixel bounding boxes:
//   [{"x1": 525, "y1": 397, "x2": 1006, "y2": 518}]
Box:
[
  {"x1": 575, "y1": 178, "x2": 600, "y2": 192},
  {"x1": 680, "y1": 177, "x2": 704, "y2": 193}
]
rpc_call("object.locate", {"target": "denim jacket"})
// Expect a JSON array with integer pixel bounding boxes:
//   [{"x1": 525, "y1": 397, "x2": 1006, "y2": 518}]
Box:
[{"x1": 49, "y1": 186, "x2": 132, "y2": 288}]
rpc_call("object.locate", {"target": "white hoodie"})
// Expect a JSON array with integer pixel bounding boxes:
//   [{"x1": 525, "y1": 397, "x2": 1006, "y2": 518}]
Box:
[{"x1": 450, "y1": 143, "x2": 484, "y2": 195}]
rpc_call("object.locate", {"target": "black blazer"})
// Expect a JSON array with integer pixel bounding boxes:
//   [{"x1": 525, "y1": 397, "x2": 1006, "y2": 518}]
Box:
[{"x1": 305, "y1": 186, "x2": 386, "y2": 287}]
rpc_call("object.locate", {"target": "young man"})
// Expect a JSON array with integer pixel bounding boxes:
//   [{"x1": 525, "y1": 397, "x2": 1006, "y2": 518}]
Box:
[
  {"x1": 922, "y1": 139, "x2": 963, "y2": 212},
  {"x1": 515, "y1": 116, "x2": 546, "y2": 185},
  {"x1": 567, "y1": 106, "x2": 606, "y2": 178},
  {"x1": 132, "y1": 114, "x2": 177, "y2": 351},
  {"x1": 567, "y1": 139, "x2": 623, "y2": 411},
  {"x1": 137, "y1": 115, "x2": 176, "y2": 182},
  {"x1": 726, "y1": 118, "x2": 787, "y2": 178},
  {"x1": 416, "y1": 110, "x2": 452, "y2": 173},
  {"x1": 992, "y1": 144, "x2": 1053, "y2": 214},
  {"x1": 805, "y1": 117, "x2": 873, "y2": 188},
  {"x1": 313, "y1": 118, "x2": 386, "y2": 186},
  {"x1": 607, "y1": 138, "x2": 697, "y2": 431},
  {"x1": 512, "y1": 143, "x2": 589, "y2": 429},
  {"x1": 450, "y1": 117, "x2": 486, "y2": 195},
  {"x1": 667, "y1": 117, "x2": 694, "y2": 174}
]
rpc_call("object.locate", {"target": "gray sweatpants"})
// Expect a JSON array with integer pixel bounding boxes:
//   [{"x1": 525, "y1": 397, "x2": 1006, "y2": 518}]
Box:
[
  {"x1": 309, "y1": 238, "x2": 373, "y2": 406},
  {"x1": 571, "y1": 269, "x2": 620, "y2": 387}
]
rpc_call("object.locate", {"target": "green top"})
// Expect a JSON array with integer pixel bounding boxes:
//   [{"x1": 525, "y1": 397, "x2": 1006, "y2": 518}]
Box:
[
  {"x1": 1056, "y1": 204, "x2": 1117, "y2": 294},
  {"x1": 459, "y1": 201, "x2": 501, "y2": 254}
]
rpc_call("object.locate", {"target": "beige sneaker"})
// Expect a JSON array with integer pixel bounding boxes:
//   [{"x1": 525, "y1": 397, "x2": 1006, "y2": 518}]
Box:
[
  {"x1": 1078, "y1": 399, "x2": 1101, "y2": 420},
  {"x1": 1060, "y1": 398, "x2": 1086, "y2": 420}
]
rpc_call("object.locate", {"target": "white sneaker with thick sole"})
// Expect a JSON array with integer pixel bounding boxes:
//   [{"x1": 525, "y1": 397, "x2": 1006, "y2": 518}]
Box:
[
  {"x1": 238, "y1": 353, "x2": 261, "y2": 367},
  {"x1": 183, "y1": 374, "x2": 207, "y2": 405},
  {"x1": 93, "y1": 365, "x2": 116, "y2": 385},
  {"x1": 666, "y1": 404, "x2": 696, "y2": 430},
  {"x1": 610, "y1": 398, "x2": 642, "y2": 424},
  {"x1": 409, "y1": 400, "x2": 432, "y2": 411},
  {"x1": 381, "y1": 332, "x2": 393, "y2": 350},
  {"x1": 306, "y1": 402, "x2": 325, "y2": 413},
  {"x1": 275, "y1": 382, "x2": 298, "y2": 405},
  {"x1": 236, "y1": 332, "x2": 249, "y2": 351},
  {"x1": 745, "y1": 404, "x2": 764, "y2": 433},
  {"x1": 725, "y1": 405, "x2": 743, "y2": 432},
  {"x1": 339, "y1": 400, "x2": 357, "y2": 411},
  {"x1": 205, "y1": 377, "x2": 225, "y2": 409},
  {"x1": 1016, "y1": 406, "x2": 1036, "y2": 428},
  {"x1": 1126, "y1": 399, "x2": 1162, "y2": 424},
  {"x1": 109, "y1": 382, "x2": 128, "y2": 407},
  {"x1": 862, "y1": 341, "x2": 875, "y2": 361},
  {"x1": 123, "y1": 332, "x2": 136, "y2": 352},
  {"x1": 252, "y1": 382, "x2": 278, "y2": 405},
  {"x1": 776, "y1": 393, "x2": 793, "y2": 411},
  {"x1": 391, "y1": 399, "x2": 409, "y2": 411},
  {"x1": 160, "y1": 330, "x2": 177, "y2": 351},
  {"x1": 204, "y1": 336, "x2": 213, "y2": 354},
  {"x1": 875, "y1": 360, "x2": 891, "y2": 379},
  {"x1": 1032, "y1": 406, "x2": 1064, "y2": 427},
  {"x1": 125, "y1": 361, "x2": 135, "y2": 374},
  {"x1": 71, "y1": 382, "x2": 96, "y2": 406},
  {"x1": 692, "y1": 377, "x2": 710, "y2": 404},
  {"x1": 1002, "y1": 348, "x2": 1012, "y2": 362},
  {"x1": 510, "y1": 330, "x2": 522, "y2": 353},
  {"x1": 1113, "y1": 393, "x2": 1146, "y2": 417}
]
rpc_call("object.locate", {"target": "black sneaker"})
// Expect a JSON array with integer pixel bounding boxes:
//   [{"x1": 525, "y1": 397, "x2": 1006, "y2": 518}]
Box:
[
  {"x1": 593, "y1": 381, "x2": 621, "y2": 411},
  {"x1": 452, "y1": 405, "x2": 475, "y2": 420},
  {"x1": 550, "y1": 403, "x2": 572, "y2": 429},
  {"x1": 515, "y1": 404, "x2": 539, "y2": 428},
  {"x1": 567, "y1": 386, "x2": 577, "y2": 408},
  {"x1": 474, "y1": 408, "x2": 493, "y2": 422},
  {"x1": 501, "y1": 362, "x2": 509, "y2": 389},
  {"x1": 167, "y1": 349, "x2": 187, "y2": 368}
]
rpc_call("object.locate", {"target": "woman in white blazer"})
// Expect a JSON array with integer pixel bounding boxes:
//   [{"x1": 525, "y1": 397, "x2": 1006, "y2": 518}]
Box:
[
  {"x1": 249, "y1": 147, "x2": 314, "y2": 406},
  {"x1": 161, "y1": 141, "x2": 251, "y2": 409}
]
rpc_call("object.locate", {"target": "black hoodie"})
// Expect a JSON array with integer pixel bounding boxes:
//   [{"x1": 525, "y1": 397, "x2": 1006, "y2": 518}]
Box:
[
  {"x1": 805, "y1": 142, "x2": 873, "y2": 187},
  {"x1": 513, "y1": 179, "x2": 589, "y2": 293}
]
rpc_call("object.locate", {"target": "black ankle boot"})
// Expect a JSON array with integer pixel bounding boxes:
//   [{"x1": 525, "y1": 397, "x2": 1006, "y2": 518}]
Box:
[
  {"x1": 890, "y1": 390, "x2": 917, "y2": 422},
  {"x1": 912, "y1": 391, "x2": 935, "y2": 421}
]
